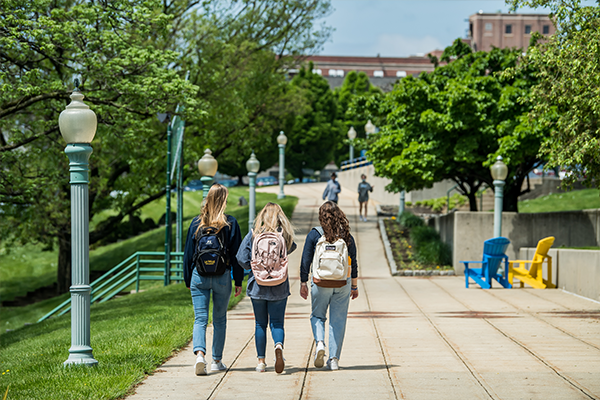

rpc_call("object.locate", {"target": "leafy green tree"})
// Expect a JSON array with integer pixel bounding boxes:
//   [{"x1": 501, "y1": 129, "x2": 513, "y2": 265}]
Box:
[
  {"x1": 333, "y1": 71, "x2": 381, "y2": 166},
  {"x1": 507, "y1": 0, "x2": 600, "y2": 188},
  {"x1": 0, "y1": 0, "x2": 332, "y2": 294},
  {"x1": 283, "y1": 64, "x2": 342, "y2": 180},
  {"x1": 367, "y1": 39, "x2": 545, "y2": 211}
]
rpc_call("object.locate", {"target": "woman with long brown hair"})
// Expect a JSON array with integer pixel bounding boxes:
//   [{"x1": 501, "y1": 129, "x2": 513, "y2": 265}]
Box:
[
  {"x1": 299, "y1": 201, "x2": 359, "y2": 371},
  {"x1": 236, "y1": 202, "x2": 296, "y2": 374},
  {"x1": 183, "y1": 183, "x2": 244, "y2": 376}
]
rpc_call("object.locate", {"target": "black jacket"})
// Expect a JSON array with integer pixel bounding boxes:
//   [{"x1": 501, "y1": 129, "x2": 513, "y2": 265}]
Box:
[{"x1": 183, "y1": 214, "x2": 244, "y2": 287}]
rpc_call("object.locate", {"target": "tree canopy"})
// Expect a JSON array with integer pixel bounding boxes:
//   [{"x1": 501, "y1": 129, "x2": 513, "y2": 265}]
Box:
[
  {"x1": 508, "y1": 0, "x2": 600, "y2": 188},
  {"x1": 366, "y1": 39, "x2": 545, "y2": 211}
]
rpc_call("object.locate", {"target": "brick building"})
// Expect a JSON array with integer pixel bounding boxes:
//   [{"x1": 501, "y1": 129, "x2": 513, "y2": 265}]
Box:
[{"x1": 467, "y1": 12, "x2": 555, "y2": 52}]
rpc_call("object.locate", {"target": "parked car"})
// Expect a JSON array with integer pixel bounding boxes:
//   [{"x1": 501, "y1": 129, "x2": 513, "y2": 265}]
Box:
[
  {"x1": 217, "y1": 179, "x2": 238, "y2": 188},
  {"x1": 256, "y1": 176, "x2": 278, "y2": 186}
]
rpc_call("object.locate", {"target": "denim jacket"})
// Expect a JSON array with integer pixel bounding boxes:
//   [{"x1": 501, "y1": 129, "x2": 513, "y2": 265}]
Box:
[{"x1": 236, "y1": 230, "x2": 297, "y2": 301}]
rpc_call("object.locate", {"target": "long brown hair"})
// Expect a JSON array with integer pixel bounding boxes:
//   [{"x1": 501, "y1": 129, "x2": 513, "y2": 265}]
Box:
[
  {"x1": 318, "y1": 201, "x2": 351, "y2": 244},
  {"x1": 195, "y1": 183, "x2": 230, "y2": 237},
  {"x1": 253, "y1": 202, "x2": 295, "y2": 251}
]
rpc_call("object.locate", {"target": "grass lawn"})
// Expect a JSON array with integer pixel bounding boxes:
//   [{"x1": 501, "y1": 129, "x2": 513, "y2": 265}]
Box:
[
  {"x1": 0, "y1": 281, "x2": 247, "y2": 400},
  {"x1": 519, "y1": 188, "x2": 600, "y2": 213},
  {"x1": 0, "y1": 188, "x2": 297, "y2": 304}
]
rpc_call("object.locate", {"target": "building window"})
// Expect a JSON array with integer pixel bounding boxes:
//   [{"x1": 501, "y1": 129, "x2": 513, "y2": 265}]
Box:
[
  {"x1": 525, "y1": 25, "x2": 532, "y2": 34},
  {"x1": 373, "y1": 70, "x2": 384, "y2": 78},
  {"x1": 396, "y1": 71, "x2": 407, "y2": 78},
  {"x1": 312, "y1": 69, "x2": 322, "y2": 75},
  {"x1": 485, "y1": 23, "x2": 493, "y2": 31},
  {"x1": 328, "y1": 69, "x2": 344, "y2": 77},
  {"x1": 505, "y1": 24, "x2": 512, "y2": 34},
  {"x1": 543, "y1": 25, "x2": 550, "y2": 34}
]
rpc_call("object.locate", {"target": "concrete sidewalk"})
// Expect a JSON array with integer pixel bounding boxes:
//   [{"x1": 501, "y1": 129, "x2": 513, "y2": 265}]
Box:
[{"x1": 128, "y1": 183, "x2": 600, "y2": 400}]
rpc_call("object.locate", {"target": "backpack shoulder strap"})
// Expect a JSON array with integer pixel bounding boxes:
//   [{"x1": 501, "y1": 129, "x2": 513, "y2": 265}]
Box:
[{"x1": 314, "y1": 226, "x2": 324, "y2": 236}]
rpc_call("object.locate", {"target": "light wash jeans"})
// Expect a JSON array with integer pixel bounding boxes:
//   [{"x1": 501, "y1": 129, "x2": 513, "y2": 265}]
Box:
[
  {"x1": 190, "y1": 269, "x2": 232, "y2": 360},
  {"x1": 310, "y1": 277, "x2": 351, "y2": 361},
  {"x1": 251, "y1": 298, "x2": 287, "y2": 359}
]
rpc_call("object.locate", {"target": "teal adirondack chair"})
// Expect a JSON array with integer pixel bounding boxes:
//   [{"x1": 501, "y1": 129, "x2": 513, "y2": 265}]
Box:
[{"x1": 462, "y1": 237, "x2": 512, "y2": 289}]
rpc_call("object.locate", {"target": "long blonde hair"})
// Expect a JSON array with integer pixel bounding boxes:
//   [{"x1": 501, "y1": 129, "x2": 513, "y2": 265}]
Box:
[
  {"x1": 195, "y1": 183, "x2": 230, "y2": 237},
  {"x1": 253, "y1": 202, "x2": 295, "y2": 251}
]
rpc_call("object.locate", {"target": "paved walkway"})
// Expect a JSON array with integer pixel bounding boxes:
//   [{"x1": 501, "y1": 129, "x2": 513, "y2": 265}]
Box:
[{"x1": 129, "y1": 183, "x2": 600, "y2": 400}]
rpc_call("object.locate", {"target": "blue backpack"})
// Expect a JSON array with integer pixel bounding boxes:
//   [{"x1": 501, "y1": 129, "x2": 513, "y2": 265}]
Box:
[{"x1": 193, "y1": 226, "x2": 228, "y2": 276}]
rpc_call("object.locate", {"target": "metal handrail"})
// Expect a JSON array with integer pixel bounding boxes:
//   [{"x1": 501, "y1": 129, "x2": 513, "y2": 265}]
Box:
[{"x1": 38, "y1": 251, "x2": 184, "y2": 322}]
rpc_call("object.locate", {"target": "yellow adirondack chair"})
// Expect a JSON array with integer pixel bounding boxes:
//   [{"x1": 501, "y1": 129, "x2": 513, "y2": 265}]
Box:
[{"x1": 508, "y1": 236, "x2": 556, "y2": 289}]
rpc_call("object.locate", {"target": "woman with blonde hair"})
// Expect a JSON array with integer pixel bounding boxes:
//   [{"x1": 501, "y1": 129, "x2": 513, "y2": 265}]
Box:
[
  {"x1": 236, "y1": 202, "x2": 296, "y2": 374},
  {"x1": 183, "y1": 183, "x2": 243, "y2": 376},
  {"x1": 299, "y1": 201, "x2": 359, "y2": 371}
]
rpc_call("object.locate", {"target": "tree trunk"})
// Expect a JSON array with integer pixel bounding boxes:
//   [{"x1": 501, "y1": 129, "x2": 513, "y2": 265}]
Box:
[
  {"x1": 467, "y1": 191, "x2": 478, "y2": 211},
  {"x1": 236, "y1": 175, "x2": 244, "y2": 186},
  {"x1": 504, "y1": 175, "x2": 526, "y2": 212},
  {"x1": 57, "y1": 232, "x2": 71, "y2": 295}
]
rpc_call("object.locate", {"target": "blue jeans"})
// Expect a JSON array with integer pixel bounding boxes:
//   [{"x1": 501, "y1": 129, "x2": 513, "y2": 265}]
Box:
[
  {"x1": 310, "y1": 278, "x2": 351, "y2": 361},
  {"x1": 251, "y1": 298, "x2": 287, "y2": 359},
  {"x1": 190, "y1": 269, "x2": 232, "y2": 360}
]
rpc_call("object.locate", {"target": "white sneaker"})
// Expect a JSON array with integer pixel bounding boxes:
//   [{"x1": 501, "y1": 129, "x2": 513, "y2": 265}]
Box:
[
  {"x1": 274, "y1": 343, "x2": 285, "y2": 374},
  {"x1": 211, "y1": 360, "x2": 227, "y2": 371},
  {"x1": 327, "y1": 357, "x2": 339, "y2": 371},
  {"x1": 314, "y1": 341, "x2": 326, "y2": 368},
  {"x1": 256, "y1": 362, "x2": 267, "y2": 372},
  {"x1": 195, "y1": 355, "x2": 207, "y2": 376}
]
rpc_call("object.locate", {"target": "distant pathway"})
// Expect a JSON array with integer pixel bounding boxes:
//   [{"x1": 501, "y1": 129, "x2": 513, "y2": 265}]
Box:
[{"x1": 128, "y1": 183, "x2": 600, "y2": 400}]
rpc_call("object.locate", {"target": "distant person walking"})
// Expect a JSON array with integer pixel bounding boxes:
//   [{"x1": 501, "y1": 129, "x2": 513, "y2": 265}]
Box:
[
  {"x1": 322, "y1": 172, "x2": 341, "y2": 204},
  {"x1": 299, "y1": 201, "x2": 359, "y2": 371},
  {"x1": 236, "y1": 202, "x2": 296, "y2": 374},
  {"x1": 183, "y1": 184, "x2": 244, "y2": 376},
  {"x1": 358, "y1": 174, "x2": 374, "y2": 222}
]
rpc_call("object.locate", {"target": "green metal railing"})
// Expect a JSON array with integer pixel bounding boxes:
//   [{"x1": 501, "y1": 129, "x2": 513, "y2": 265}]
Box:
[{"x1": 38, "y1": 251, "x2": 184, "y2": 323}]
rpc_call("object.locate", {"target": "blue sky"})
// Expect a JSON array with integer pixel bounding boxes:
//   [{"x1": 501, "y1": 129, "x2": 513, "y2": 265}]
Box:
[{"x1": 319, "y1": 0, "x2": 556, "y2": 57}]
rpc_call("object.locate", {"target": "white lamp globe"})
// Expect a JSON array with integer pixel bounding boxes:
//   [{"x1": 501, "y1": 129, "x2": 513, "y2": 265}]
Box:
[
  {"x1": 197, "y1": 149, "x2": 218, "y2": 177},
  {"x1": 347, "y1": 126, "x2": 357, "y2": 140},
  {"x1": 490, "y1": 156, "x2": 509, "y2": 181},
  {"x1": 58, "y1": 91, "x2": 97, "y2": 144},
  {"x1": 364, "y1": 120, "x2": 376, "y2": 136},
  {"x1": 277, "y1": 131, "x2": 287, "y2": 146},
  {"x1": 246, "y1": 151, "x2": 260, "y2": 174}
]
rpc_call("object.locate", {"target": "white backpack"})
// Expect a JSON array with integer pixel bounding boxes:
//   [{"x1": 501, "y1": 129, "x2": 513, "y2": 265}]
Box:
[
  {"x1": 251, "y1": 231, "x2": 288, "y2": 286},
  {"x1": 312, "y1": 227, "x2": 349, "y2": 288}
]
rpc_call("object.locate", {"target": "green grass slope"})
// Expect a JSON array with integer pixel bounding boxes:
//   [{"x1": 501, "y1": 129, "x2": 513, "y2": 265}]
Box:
[
  {"x1": 0, "y1": 282, "x2": 246, "y2": 400},
  {"x1": 519, "y1": 188, "x2": 600, "y2": 213}
]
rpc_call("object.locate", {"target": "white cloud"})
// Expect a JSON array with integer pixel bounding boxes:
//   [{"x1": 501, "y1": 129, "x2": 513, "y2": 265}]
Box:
[{"x1": 371, "y1": 34, "x2": 444, "y2": 57}]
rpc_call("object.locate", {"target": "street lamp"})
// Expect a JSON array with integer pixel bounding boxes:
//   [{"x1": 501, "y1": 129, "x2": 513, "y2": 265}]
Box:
[
  {"x1": 198, "y1": 149, "x2": 218, "y2": 199},
  {"x1": 365, "y1": 120, "x2": 376, "y2": 137},
  {"x1": 58, "y1": 83, "x2": 99, "y2": 366},
  {"x1": 490, "y1": 156, "x2": 508, "y2": 237},
  {"x1": 347, "y1": 126, "x2": 357, "y2": 161},
  {"x1": 277, "y1": 131, "x2": 287, "y2": 199},
  {"x1": 246, "y1": 152, "x2": 260, "y2": 233}
]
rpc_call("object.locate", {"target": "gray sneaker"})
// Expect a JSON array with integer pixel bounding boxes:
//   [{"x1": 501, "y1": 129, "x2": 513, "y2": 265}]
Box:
[
  {"x1": 327, "y1": 357, "x2": 339, "y2": 371},
  {"x1": 211, "y1": 360, "x2": 227, "y2": 371}
]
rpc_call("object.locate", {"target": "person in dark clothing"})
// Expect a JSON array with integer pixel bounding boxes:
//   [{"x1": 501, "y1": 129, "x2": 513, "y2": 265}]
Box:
[
  {"x1": 299, "y1": 201, "x2": 359, "y2": 371},
  {"x1": 183, "y1": 183, "x2": 243, "y2": 376},
  {"x1": 357, "y1": 174, "x2": 374, "y2": 222}
]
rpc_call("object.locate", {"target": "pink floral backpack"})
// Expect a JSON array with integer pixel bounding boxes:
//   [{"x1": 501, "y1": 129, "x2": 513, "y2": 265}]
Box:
[{"x1": 250, "y1": 231, "x2": 288, "y2": 286}]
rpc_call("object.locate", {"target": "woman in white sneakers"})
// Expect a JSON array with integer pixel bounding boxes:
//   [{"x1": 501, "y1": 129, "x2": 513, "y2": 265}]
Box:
[
  {"x1": 236, "y1": 202, "x2": 296, "y2": 373},
  {"x1": 183, "y1": 184, "x2": 244, "y2": 376},
  {"x1": 299, "y1": 201, "x2": 359, "y2": 370}
]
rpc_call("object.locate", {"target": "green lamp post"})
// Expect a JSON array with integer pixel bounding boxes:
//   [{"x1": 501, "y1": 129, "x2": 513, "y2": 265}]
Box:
[
  {"x1": 198, "y1": 149, "x2": 218, "y2": 199},
  {"x1": 246, "y1": 151, "x2": 260, "y2": 233},
  {"x1": 277, "y1": 131, "x2": 287, "y2": 199},
  {"x1": 490, "y1": 156, "x2": 508, "y2": 237},
  {"x1": 59, "y1": 83, "x2": 99, "y2": 367}
]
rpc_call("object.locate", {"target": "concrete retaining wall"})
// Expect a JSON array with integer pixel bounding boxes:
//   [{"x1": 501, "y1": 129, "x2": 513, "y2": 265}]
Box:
[
  {"x1": 337, "y1": 164, "x2": 456, "y2": 204},
  {"x1": 519, "y1": 248, "x2": 600, "y2": 302},
  {"x1": 429, "y1": 209, "x2": 600, "y2": 275}
]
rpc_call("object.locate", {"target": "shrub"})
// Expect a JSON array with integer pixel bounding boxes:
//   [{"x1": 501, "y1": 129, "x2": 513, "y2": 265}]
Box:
[
  {"x1": 411, "y1": 226, "x2": 452, "y2": 265},
  {"x1": 399, "y1": 211, "x2": 424, "y2": 228}
]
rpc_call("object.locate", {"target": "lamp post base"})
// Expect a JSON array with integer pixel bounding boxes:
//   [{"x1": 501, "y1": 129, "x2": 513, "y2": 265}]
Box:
[
  {"x1": 64, "y1": 346, "x2": 98, "y2": 367},
  {"x1": 201, "y1": 176, "x2": 213, "y2": 199}
]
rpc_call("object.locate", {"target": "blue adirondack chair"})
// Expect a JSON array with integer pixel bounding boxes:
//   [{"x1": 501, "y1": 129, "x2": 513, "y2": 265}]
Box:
[{"x1": 462, "y1": 237, "x2": 512, "y2": 289}]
